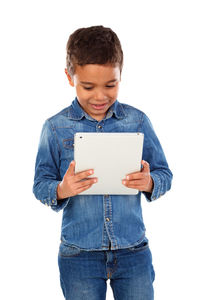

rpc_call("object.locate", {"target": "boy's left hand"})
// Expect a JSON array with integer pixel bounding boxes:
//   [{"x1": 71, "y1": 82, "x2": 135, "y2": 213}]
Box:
[{"x1": 122, "y1": 160, "x2": 154, "y2": 193}]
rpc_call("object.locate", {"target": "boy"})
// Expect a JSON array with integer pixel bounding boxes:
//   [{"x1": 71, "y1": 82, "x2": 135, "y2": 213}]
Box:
[{"x1": 33, "y1": 25, "x2": 172, "y2": 300}]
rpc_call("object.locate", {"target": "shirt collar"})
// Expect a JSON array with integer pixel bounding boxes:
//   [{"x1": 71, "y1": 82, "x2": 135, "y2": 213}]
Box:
[{"x1": 67, "y1": 97, "x2": 126, "y2": 121}]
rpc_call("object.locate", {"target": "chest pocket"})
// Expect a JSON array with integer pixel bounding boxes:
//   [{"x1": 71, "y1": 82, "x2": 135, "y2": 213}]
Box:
[
  {"x1": 62, "y1": 138, "x2": 74, "y2": 164},
  {"x1": 63, "y1": 138, "x2": 74, "y2": 149}
]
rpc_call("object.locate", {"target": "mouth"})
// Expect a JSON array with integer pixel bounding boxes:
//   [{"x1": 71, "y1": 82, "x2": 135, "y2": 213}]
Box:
[{"x1": 90, "y1": 103, "x2": 108, "y2": 110}]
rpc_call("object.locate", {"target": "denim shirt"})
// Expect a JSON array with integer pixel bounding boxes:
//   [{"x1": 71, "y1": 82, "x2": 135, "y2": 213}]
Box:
[{"x1": 33, "y1": 97, "x2": 173, "y2": 251}]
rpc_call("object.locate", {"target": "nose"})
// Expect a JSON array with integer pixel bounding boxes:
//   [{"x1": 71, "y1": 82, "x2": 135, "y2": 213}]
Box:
[{"x1": 94, "y1": 89, "x2": 107, "y2": 102}]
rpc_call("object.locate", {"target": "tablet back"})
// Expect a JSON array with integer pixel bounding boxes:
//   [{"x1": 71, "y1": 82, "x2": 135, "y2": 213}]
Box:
[{"x1": 74, "y1": 132, "x2": 144, "y2": 195}]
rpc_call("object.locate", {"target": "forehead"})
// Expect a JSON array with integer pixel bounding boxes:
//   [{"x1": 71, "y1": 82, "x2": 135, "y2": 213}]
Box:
[{"x1": 74, "y1": 64, "x2": 120, "y2": 83}]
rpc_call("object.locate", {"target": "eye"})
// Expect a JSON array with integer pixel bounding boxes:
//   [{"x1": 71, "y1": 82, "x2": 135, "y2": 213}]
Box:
[
  {"x1": 106, "y1": 85, "x2": 116, "y2": 88},
  {"x1": 83, "y1": 87, "x2": 93, "y2": 90},
  {"x1": 83, "y1": 85, "x2": 116, "y2": 90}
]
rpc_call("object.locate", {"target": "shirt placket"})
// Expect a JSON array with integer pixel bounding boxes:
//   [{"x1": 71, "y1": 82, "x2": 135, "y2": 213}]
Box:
[
  {"x1": 95, "y1": 121, "x2": 117, "y2": 250},
  {"x1": 103, "y1": 194, "x2": 118, "y2": 250}
]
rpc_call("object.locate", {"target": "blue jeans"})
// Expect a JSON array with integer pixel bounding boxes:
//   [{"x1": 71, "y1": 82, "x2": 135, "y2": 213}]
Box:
[{"x1": 58, "y1": 238, "x2": 155, "y2": 300}]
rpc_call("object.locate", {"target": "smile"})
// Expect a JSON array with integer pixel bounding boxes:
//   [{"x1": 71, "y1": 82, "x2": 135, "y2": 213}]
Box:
[{"x1": 91, "y1": 103, "x2": 108, "y2": 110}]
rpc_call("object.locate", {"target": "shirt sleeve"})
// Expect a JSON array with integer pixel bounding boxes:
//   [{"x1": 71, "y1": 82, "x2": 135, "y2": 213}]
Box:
[
  {"x1": 140, "y1": 113, "x2": 173, "y2": 202},
  {"x1": 32, "y1": 119, "x2": 70, "y2": 212}
]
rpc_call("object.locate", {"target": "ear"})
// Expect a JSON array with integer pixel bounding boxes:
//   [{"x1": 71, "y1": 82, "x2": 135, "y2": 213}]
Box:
[{"x1": 65, "y1": 68, "x2": 74, "y2": 87}]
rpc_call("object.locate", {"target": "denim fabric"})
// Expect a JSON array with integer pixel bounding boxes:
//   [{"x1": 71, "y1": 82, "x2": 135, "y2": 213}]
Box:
[
  {"x1": 58, "y1": 236, "x2": 155, "y2": 300},
  {"x1": 33, "y1": 97, "x2": 172, "y2": 250}
]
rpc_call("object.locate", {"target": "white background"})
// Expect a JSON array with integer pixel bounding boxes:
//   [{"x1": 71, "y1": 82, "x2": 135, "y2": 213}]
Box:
[{"x1": 0, "y1": 0, "x2": 199, "y2": 299}]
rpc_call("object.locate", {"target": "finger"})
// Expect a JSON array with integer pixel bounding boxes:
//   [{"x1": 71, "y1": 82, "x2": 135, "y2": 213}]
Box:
[
  {"x1": 128, "y1": 181, "x2": 146, "y2": 188},
  {"x1": 76, "y1": 177, "x2": 97, "y2": 189},
  {"x1": 66, "y1": 160, "x2": 76, "y2": 177},
  {"x1": 124, "y1": 179, "x2": 146, "y2": 187},
  {"x1": 141, "y1": 160, "x2": 150, "y2": 172},
  {"x1": 76, "y1": 184, "x2": 93, "y2": 194},
  {"x1": 76, "y1": 179, "x2": 97, "y2": 191},
  {"x1": 74, "y1": 169, "x2": 94, "y2": 182},
  {"x1": 125, "y1": 172, "x2": 144, "y2": 181},
  {"x1": 123, "y1": 181, "x2": 145, "y2": 190},
  {"x1": 122, "y1": 180, "x2": 143, "y2": 189}
]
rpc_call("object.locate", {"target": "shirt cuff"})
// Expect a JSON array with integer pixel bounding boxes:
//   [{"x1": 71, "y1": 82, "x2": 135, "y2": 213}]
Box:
[
  {"x1": 40, "y1": 180, "x2": 70, "y2": 212},
  {"x1": 143, "y1": 172, "x2": 162, "y2": 202}
]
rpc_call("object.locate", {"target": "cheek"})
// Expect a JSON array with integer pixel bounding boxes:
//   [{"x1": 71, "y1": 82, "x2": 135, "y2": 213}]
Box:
[
  {"x1": 109, "y1": 87, "x2": 119, "y2": 99},
  {"x1": 76, "y1": 87, "x2": 89, "y2": 100},
  {"x1": 75, "y1": 86, "x2": 83, "y2": 96}
]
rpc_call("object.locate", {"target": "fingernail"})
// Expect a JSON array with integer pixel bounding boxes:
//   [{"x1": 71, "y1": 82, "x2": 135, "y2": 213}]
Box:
[
  {"x1": 126, "y1": 176, "x2": 129, "y2": 180},
  {"x1": 122, "y1": 180, "x2": 126, "y2": 184}
]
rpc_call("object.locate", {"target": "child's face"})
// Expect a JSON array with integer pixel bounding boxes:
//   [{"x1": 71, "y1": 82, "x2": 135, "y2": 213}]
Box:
[{"x1": 65, "y1": 64, "x2": 121, "y2": 121}]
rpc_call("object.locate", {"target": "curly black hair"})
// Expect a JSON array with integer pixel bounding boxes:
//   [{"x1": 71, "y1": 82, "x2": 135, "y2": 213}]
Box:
[{"x1": 66, "y1": 25, "x2": 123, "y2": 76}]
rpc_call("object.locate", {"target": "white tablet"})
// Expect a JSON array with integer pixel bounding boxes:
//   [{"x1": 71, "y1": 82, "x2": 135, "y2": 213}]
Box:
[{"x1": 74, "y1": 132, "x2": 144, "y2": 195}]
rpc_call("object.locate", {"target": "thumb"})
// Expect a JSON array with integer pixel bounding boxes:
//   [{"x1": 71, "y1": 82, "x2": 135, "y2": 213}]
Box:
[
  {"x1": 66, "y1": 160, "x2": 75, "y2": 176},
  {"x1": 141, "y1": 160, "x2": 150, "y2": 172}
]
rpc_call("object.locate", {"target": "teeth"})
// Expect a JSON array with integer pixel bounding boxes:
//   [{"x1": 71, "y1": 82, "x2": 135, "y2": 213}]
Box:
[{"x1": 91, "y1": 103, "x2": 107, "y2": 109}]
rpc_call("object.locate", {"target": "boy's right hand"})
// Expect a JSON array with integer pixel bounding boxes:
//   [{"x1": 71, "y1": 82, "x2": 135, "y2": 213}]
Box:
[{"x1": 57, "y1": 160, "x2": 98, "y2": 200}]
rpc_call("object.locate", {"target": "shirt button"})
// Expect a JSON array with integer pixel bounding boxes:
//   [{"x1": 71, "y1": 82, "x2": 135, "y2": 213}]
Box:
[
  {"x1": 106, "y1": 217, "x2": 110, "y2": 222},
  {"x1": 52, "y1": 200, "x2": 55, "y2": 204},
  {"x1": 98, "y1": 125, "x2": 102, "y2": 129}
]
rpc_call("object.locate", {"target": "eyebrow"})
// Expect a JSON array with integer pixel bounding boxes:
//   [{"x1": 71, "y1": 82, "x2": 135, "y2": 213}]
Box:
[{"x1": 80, "y1": 79, "x2": 117, "y2": 85}]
